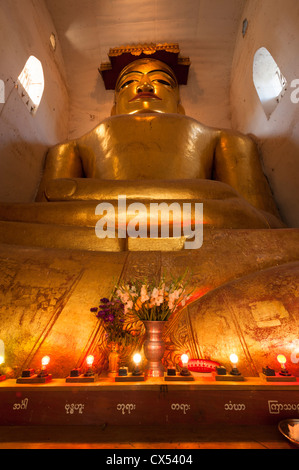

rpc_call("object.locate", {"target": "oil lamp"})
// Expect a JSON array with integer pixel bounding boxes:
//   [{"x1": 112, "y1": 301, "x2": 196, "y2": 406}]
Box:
[
  {"x1": 17, "y1": 356, "x2": 52, "y2": 383},
  {"x1": 216, "y1": 353, "x2": 244, "y2": 381},
  {"x1": 132, "y1": 353, "x2": 142, "y2": 376},
  {"x1": 261, "y1": 355, "x2": 296, "y2": 382},
  {"x1": 16, "y1": 355, "x2": 52, "y2": 383},
  {"x1": 165, "y1": 354, "x2": 194, "y2": 381},
  {"x1": 229, "y1": 354, "x2": 241, "y2": 376},
  {"x1": 115, "y1": 353, "x2": 145, "y2": 381},
  {"x1": 35, "y1": 355, "x2": 52, "y2": 382},
  {"x1": 66, "y1": 355, "x2": 96, "y2": 383},
  {"x1": 38, "y1": 356, "x2": 50, "y2": 378},
  {"x1": 277, "y1": 354, "x2": 291, "y2": 376},
  {"x1": 84, "y1": 355, "x2": 95, "y2": 377},
  {"x1": 180, "y1": 354, "x2": 191, "y2": 377}
]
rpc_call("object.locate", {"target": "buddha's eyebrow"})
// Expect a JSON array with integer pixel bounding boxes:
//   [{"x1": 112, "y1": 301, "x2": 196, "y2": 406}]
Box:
[
  {"x1": 122, "y1": 71, "x2": 143, "y2": 78},
  {"x1": 121, "y1": 69, "x2": 175, "y2": 80},
  {"x1": 147, "y1": 69, "x2": 176, "y2": 80}
]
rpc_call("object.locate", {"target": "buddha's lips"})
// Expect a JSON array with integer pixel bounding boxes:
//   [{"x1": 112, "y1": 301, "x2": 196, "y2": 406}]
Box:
[{"x1": 129, "y1": 93, "x2": 162, "y2": 102}]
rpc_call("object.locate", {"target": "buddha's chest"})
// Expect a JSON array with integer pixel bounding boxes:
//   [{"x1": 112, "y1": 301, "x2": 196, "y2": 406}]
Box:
[{"x1": 79, "y1": 114, "x2": 217, "y2": 180}]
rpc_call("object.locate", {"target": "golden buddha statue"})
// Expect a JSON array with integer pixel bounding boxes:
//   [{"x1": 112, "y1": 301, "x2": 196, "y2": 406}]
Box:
[
  {"x1": 0, "y1": 50, "x2": 298, "y2": 379},
  {"x1": 0, "y1": 57, "x2": 284, "y2": 252}
]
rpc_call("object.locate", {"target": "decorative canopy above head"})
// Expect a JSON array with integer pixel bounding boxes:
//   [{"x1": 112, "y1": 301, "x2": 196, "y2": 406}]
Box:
[{"x1": 99, "y1": 43, "x2": 191, "y2": 90}]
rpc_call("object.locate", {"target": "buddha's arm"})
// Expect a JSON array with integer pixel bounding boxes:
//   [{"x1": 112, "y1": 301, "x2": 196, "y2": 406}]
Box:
[
  {"x1": 35, "y1": 142, "x2": 83, "y2": 201},
  {"x1": 214, "y1": 131, "x2": 282, "y2": 219}
]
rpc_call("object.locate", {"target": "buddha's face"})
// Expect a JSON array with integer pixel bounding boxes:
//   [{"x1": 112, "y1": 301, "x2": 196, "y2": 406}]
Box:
[{"x1": 113, "y1": 59, "x2": 183, "y2": 115}]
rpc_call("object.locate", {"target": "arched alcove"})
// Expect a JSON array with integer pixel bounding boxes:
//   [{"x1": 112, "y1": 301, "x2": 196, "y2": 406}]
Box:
[
  {"x1": 0, "y1": 79, "x2": 4, "y2": 104},
  {"x1": 17, "y1": 55, "x2": 44, "y2": 114},
  {"x1": 253, "y1": 47, "x2": 287, "y2": 119}
]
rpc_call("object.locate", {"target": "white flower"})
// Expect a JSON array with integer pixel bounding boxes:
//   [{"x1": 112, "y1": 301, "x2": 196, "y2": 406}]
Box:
[
  {"x1": 130, "y1": 291, "x2": 138, "y2": 298},
  {"x1": 140, "y1": 285, "x2": 149, "y2": 303},
  {"x1": 125, "y1": 300, "x2": 133, "y2": 311},
  {"x1": 151, "y1": 287, "x2": 159, "y2": 300},
  {"x1": 172, "y1": 288, "x2": 183, "y2": 299},
  {"x1": 117, "y1": 290, "x2": 130, "y2": 304},
  {"x1": 124, "y1": 304, "x2": 131, "y2": 314}
]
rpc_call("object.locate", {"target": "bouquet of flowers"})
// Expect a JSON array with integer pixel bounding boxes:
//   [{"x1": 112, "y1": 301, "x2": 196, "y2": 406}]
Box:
[
  {"x1": 90, "y1": 297, "x2": 134, "y2": 346},
  {"x1": 115, "y1": 271, "x2": 192, "y2": 322}
]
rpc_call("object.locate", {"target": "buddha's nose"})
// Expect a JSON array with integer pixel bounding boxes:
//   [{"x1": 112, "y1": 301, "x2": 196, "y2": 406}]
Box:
[{"x1": 136, "y1": 76, "x2": 154, "y2": 93}]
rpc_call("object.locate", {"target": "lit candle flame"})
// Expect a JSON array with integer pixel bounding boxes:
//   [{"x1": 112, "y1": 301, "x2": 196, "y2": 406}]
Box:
[
  {"x1": 181, "y1": 354, "x2": 189, "y2": 366},
  {"x1": 229, "y1": 354, "x2": 238, "y2": 365},
  {"x1": 86, "y1": 355, "x2": 94, "y2": 366},
  {"x1": 277, "y1": 354, "x2": 287, "y2": 365},
  {"x1": 133, "y1": 353, "x2": 142, "y2": 365},
  {"x1": 41, "y1": 356, "x2": 50, "y2": 367}
]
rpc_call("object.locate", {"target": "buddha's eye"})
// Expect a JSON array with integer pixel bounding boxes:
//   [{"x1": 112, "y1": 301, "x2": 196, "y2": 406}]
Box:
[
  {"x1": 119, "y1": 80, "x2": 136, "y2": 90},
  {"x1": 153, "y1": 79, "x2": 172, "y2": 87}
]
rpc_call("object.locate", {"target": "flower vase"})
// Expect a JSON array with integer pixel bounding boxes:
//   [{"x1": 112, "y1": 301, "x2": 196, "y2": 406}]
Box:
[
  {"x1": 143, "y1": 321, "x2": 166, "y2": 377},
  {"x1": 108, "y1": 342, "x2": 119, "y2": 377}
]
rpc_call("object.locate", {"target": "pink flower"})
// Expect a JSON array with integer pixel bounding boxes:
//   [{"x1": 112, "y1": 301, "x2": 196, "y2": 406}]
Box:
[{"x1": 140, "y1": 285, "x2": 149, "y2": 303}]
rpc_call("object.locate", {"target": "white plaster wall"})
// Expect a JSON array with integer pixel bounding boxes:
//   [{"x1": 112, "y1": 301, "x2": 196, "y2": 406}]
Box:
[
  {"x1": 0, "y1": 0, "x2": 69, "y2": 203},
  {"x1": 230, "y1": 0, "x2": 299, "y2": 228}
]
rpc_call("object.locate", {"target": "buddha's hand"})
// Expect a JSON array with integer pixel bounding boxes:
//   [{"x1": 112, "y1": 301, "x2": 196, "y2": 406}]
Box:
[{"x1": 45, "y1": 177, "x2": 240, "y2": 202}]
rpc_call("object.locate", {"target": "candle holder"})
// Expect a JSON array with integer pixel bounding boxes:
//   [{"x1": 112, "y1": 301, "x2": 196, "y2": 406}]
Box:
[
  {"x1": 66, "y1": 356, "x2": 97, "y2": 382},
  {"x1": 277, "y1": 355, "x2": 291, "y2": 376},
  {"x1": 262, "y1": 365, "x2": 276, "y2": 376},
  {"x1": 215, "y1": 354, "x2": 244, "y2": 381},
  {"x1": 115, "y1": 353, "x2": 145, "y2": 382},
  {"x1": 180, "y1": 354, "x2": 191, "y2": 376},
  {"x1": 69, "y1": 368, "x2": 81, "y2": 378},
  {"x1": 165, "y1": 355, "x2": 194, "y2": 381},
  {"x1": 17, "y1": 368, "x2": 36, "y2": 383},
  {"x1": 215, "y1": 365, "x2": 227, "y2": 376},
  {"x1": 166, "y1": 367, "x2": 176, "y2": 376},
  {"x1": 118, "y1": 366, "x2": 128, "y2": 377},
  {"x1": 17, "y1": 357, "x2": 52, "y2": 383},
  {"x1": 36, "y1": 356, "x2": 52, "y2": 383},
  {"x1": 132, "y1": 354, "x2": 143, "y2": 377},
  {"x1": 229, "y1": 354, "x2": 241, "y2": 376},
  {"x1": 84, "y1": 355, "x2": 95, "y2": 377},
  {"x1": 261, "y1": 356, "x2": 296, "y2": 382}
]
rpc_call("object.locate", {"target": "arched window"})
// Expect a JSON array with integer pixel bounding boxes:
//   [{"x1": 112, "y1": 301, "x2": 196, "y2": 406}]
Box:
[
  {"x1": 17, "y1": 56, "x2": 44, "y2": 114},
  {"x1": 0, "y1": 79, "x2": 4, "y2": 104},
  {"x1": 253, "y1": 47, "x2": 287, "y2": 119}
]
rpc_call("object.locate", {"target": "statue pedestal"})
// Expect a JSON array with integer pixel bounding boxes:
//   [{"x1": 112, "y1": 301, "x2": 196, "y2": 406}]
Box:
[
  {"x1": 0, "y1": 228, "x2": 298, "y2": 379},
  {"x1": 1, "y1": 377, "x2": 299, "y2": 426}
]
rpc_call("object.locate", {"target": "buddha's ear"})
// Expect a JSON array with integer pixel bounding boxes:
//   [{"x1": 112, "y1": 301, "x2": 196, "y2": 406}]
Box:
[
  {"x1": 111, "y1": 104, "x2": 117, "y2": 116},
  {"x1": 177, "y1": 103, "x2": 185, "y2": 115}
]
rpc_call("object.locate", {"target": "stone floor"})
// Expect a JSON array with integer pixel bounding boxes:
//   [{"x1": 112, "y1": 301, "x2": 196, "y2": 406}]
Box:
[{"x1": 0, "y1": 424, "x2": 295, "y2": 449}]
